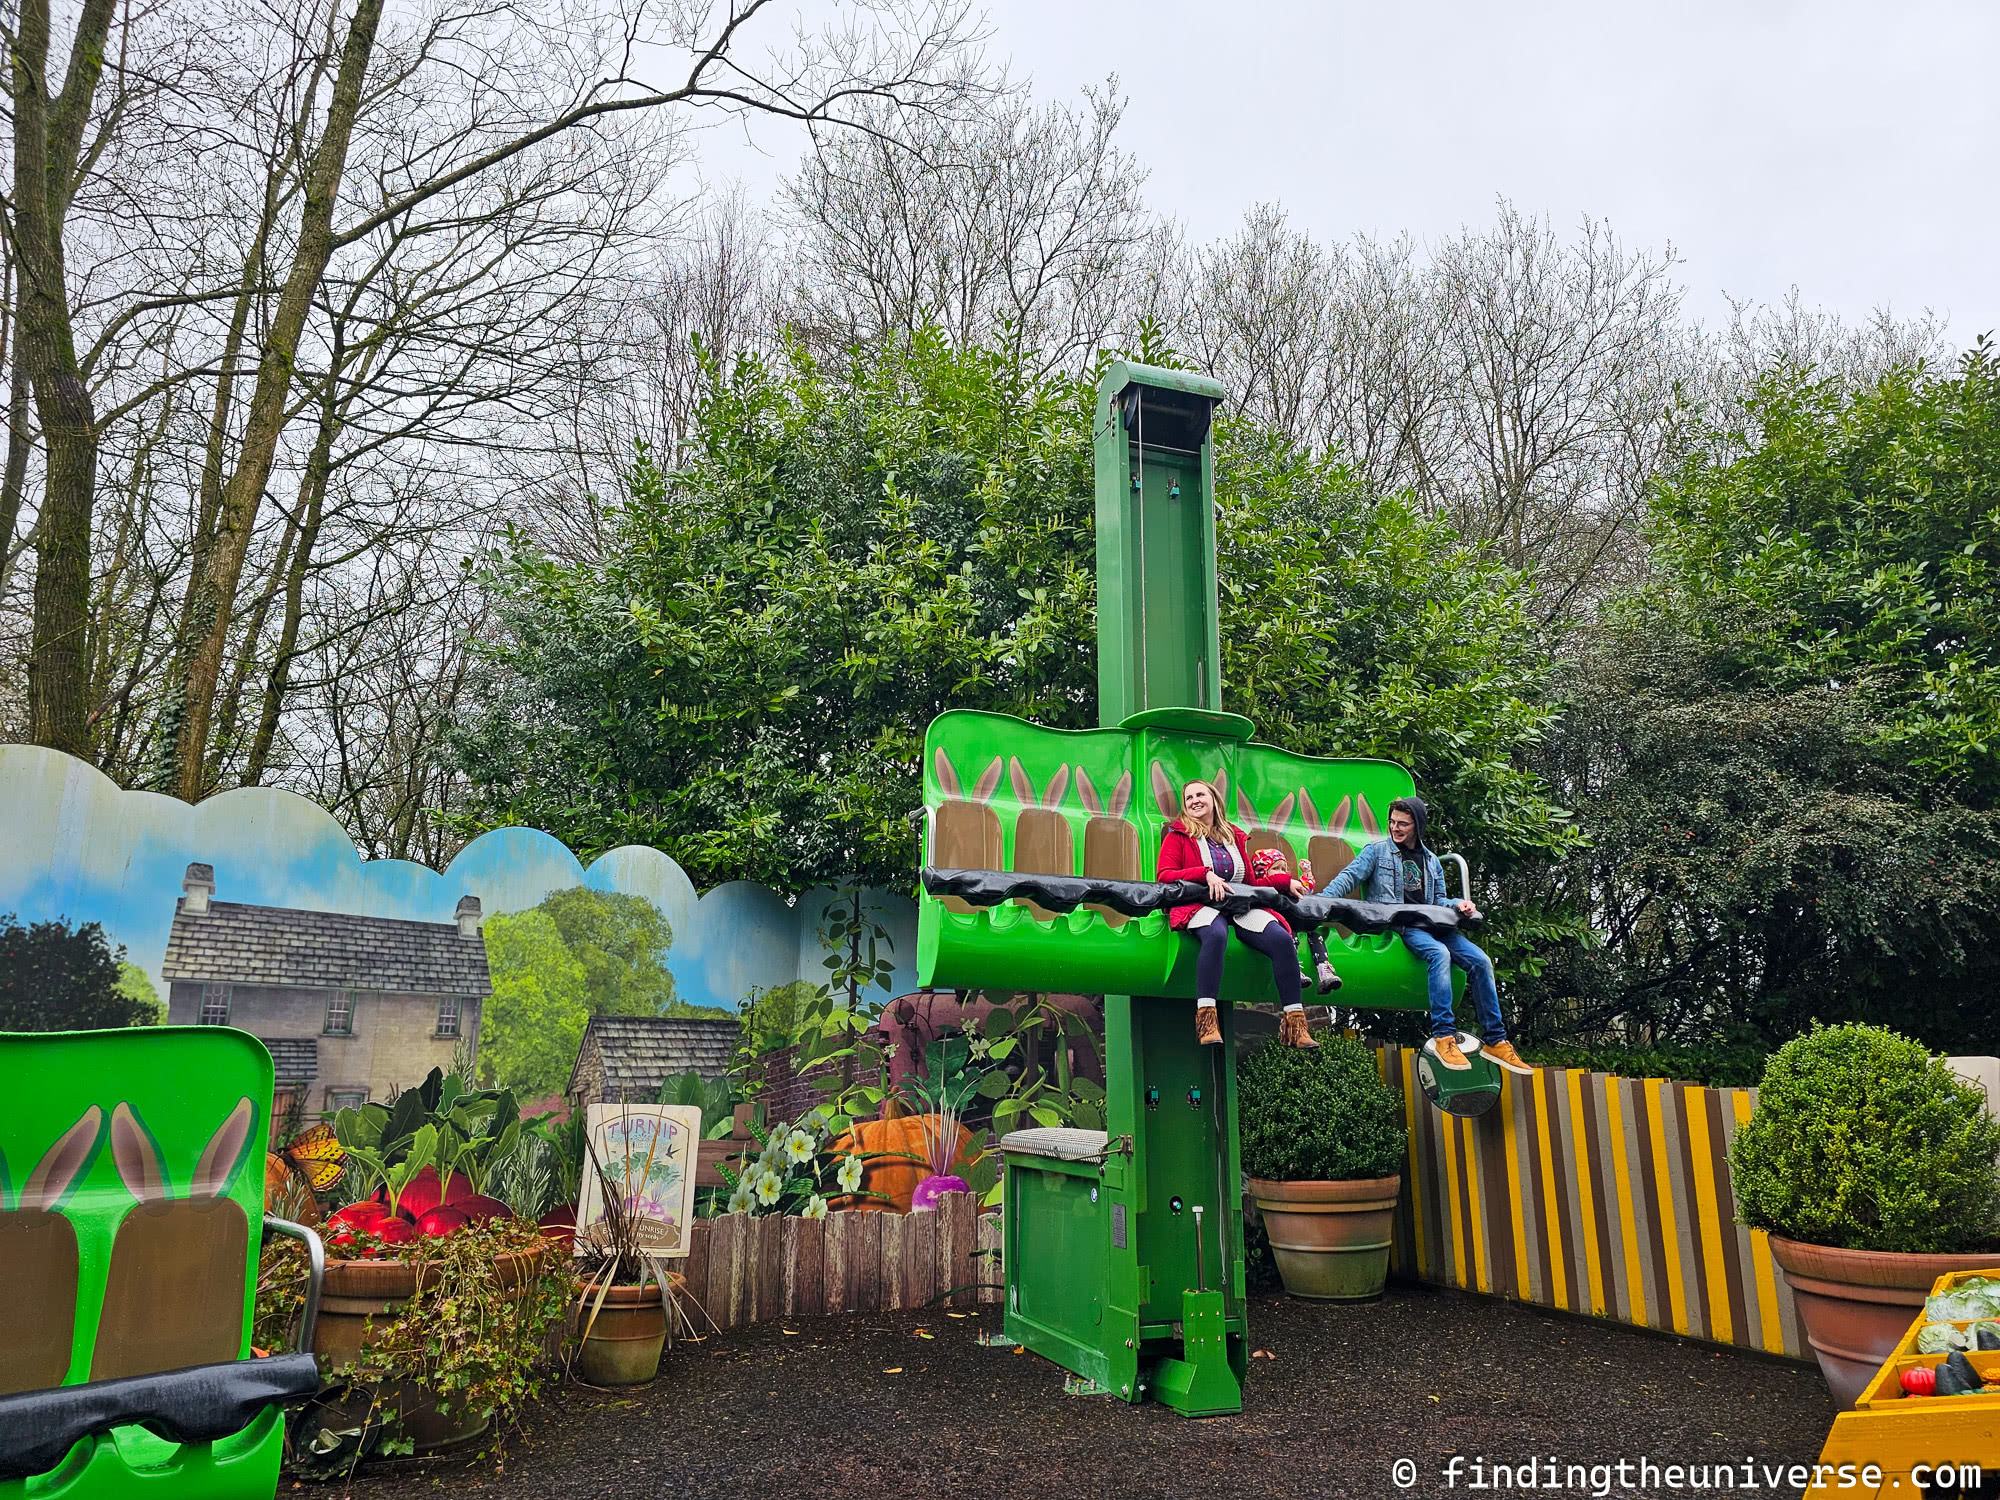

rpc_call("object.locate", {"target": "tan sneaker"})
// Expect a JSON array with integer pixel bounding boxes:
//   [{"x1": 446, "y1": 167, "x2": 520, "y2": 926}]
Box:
[
  {"x1": 1429, "y1": 1035, "x2": 1471, "y2": 1071},
  {"x1": 1195, "y1": 1005, "x2": 1223, "y2": 1046},
  {"x1": 1485, "y1": 1040, "x2": 1535, "y2": 1076},
  {"x1": 1278, "y1": 1010, "x2": 1320, "y2": 1049}
]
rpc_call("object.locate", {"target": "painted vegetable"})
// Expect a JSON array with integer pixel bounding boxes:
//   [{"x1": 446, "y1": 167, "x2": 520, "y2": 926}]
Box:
[
  {"x1": 452, "y1": 1193, "x2": 513, "y2": 1224},
  {"x1": 1936, "y1": 1351, "x2": 1985, "y2": 1396},
  {"x1": 415, "y1": 1206, "x2": 471, "y2": 1238},
  {"x1": 829, "y1": 1113, "x2": 976, "y2": 1213},
  {"x1": 1901, "y1": 1365, "x2": 1936, "y2": 1397},
  {"x1": 370, "y1": 1217, "x2": 417, "y2": 1248},
  {"x1": 910, "y1": 1173, "x2": 970, "y2": 1212},
  {"x1": 1978, "y1": 1323, "x2": 2000, "y2": 1351}
]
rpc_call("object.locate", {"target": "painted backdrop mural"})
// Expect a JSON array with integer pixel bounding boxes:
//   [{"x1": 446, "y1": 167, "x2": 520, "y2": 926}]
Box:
[{"x1": 0, "y1": 748, "x2": 917, "y2": 1102}]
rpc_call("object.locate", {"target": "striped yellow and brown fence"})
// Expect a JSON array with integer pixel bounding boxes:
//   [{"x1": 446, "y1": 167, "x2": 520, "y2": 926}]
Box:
[
  {"x1": 677, "y1": 1191, "x2": 1002, "y2": 1330},
  {"x1": 1376, "y1": 1045, "x2": 1806, "y2": 1361}
]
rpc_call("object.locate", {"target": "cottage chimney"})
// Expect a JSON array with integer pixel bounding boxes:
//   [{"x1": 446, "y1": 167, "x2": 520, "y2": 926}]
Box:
[
  {"x1": 455, "y1": 895, "x2": 482, "y2": 938},
  {"x1": 182, "y1": 863, "x2": 216, "y2": 915}
]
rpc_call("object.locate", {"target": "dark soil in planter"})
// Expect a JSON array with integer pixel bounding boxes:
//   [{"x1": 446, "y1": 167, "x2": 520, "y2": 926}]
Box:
[{"x1": 336, "y1": 1284, "x2": 1837, "y2": 1500}]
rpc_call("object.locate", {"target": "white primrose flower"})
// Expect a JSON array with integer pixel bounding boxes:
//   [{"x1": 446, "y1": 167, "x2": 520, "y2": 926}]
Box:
[
  {"x1": 754, "y1": 1167, "x2": 784, "y2": 1206},
  {"x1": 783, "y1": 1128, "x2": 816, "y2": 1165},
  {"x1": 801, "y1": 1194, "x2": 829, "y2": 1220},
  {"x1": 726, "y1": 1181, "x2": 753, "y2": 1215},
  {"x1": 836, "y1": 1153, "x2": 865, "y2": 1194}
]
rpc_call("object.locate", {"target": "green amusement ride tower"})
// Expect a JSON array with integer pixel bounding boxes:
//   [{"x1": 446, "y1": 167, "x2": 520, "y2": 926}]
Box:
[{"x1": 914, "y1": 362, "x2": 1497, "y2": 1416}]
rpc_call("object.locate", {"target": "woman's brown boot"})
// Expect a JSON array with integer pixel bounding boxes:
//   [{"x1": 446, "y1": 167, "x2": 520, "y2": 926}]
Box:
[
  {"x1": 1279, "y1": 1009, "x2": 1319, "y2": 1048},
  {"x1": 1195, "y1": 1005, "x2": 1223, "y2": 1046}
]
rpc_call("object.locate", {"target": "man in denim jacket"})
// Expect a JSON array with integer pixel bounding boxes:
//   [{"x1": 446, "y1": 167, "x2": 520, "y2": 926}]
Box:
[{"x1": 1320, "y1": 795, "x2": 1533, "y2": 1076}]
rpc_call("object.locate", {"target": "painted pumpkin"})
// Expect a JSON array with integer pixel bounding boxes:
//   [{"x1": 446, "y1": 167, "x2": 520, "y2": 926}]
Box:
[{"x1": 828, "y1": 1113, "x2": 978, "y2": 1214}]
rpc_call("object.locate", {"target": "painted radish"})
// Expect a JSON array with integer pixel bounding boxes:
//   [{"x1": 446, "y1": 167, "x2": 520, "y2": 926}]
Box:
[
  {"x1": 415, "y1": 1206, "x2": 472, "y2": 1238},
  {"x1": 932, "y1": 749, "x2": 1004, "y2": 913},
  {"x1": 1076, "y1": 767, "x2": 1139, "y2": 926},
  {"x1": 94, "y1": 1098, "x2": 256, "y2": 1380},
  {"x1": 1234, "y1": 787, "x2": 1298, "y2": 869},
  {"x1": 1008, "y1": 758, "x2": 1074, "y2": 920},
  {"x1": 0, "y1": 1108, "x2": 102, "y2": 1396}
]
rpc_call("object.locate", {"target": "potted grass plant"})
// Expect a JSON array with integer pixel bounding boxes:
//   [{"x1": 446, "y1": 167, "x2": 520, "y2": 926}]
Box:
[
  {"x1": 1729, "y1": 1023, "x2": 2000, "y2": 1408},
  {"x1": 570, "y1": 1125, "x2": 674, "y2": 1386},
  {"x1": 1239, "y1": 1029, "x2": 1406, "y2": 1301}
]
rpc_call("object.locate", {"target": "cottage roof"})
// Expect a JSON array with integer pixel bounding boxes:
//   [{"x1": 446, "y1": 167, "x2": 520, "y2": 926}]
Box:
[
  {"x1": 570, "y1": 1015, "x2": 739, "y2": 1099},
  {"x1": 262, "y1": 1037, "x2": 319, "y2": 1085},
  {"x1": 162, "y1": 898, "x2": 492, "y2": 996}
]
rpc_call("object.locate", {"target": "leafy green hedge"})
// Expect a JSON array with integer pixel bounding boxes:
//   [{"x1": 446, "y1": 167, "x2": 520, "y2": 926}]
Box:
[
  {"x1": 1239, "y1": 1032, "x2": 1404, "y2": 1182},
  {"x1": 1729, "y1": 1024, "x2": 2000, "y2": 1254}
]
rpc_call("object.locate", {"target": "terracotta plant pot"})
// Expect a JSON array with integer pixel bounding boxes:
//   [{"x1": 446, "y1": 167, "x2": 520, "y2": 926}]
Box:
[
  {"x1": 312, "y1": 1243, "x2": 547, "y2": 1454},
  {"x1": 1768, "y1": 1235, "x2": 2000, "y2": 1409},
  {"x1": 1247, "y1": 1175, "x2": 1401, "y2": 1301},
  {"x1": 572, "y1": 1279, "x2": 668, "y2": 1387}
]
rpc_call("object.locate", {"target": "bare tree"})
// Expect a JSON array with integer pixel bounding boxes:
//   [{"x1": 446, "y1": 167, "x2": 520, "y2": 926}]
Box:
[{"x1": 782, "y1": 77, "x2": 1151, "y2": 372}]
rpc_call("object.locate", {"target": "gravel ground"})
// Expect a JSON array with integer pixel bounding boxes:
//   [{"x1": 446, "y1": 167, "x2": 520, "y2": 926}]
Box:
[{"x1": 332, "y1": 1285, "x2": 1838, "y2": 1500}]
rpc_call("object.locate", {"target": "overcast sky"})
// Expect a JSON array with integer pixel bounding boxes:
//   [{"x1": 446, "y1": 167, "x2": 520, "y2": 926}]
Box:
[{"x1": 703, "y1": 0, "x2": 1998, "y2": 342}]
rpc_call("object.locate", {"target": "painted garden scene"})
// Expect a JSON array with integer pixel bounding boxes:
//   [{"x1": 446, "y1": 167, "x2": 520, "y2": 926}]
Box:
[{"x1": 4, "y1": 2, "x2": 2000, "y2": 1497}]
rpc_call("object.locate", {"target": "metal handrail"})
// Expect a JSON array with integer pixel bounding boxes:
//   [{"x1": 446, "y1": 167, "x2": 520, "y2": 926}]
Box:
[
  {"x1": 1440, "y1": 852, "x2": 1472, "y2": 903},
  {"x1": 264, "y1": 1217, "x2": 325, "y2": 1353}
]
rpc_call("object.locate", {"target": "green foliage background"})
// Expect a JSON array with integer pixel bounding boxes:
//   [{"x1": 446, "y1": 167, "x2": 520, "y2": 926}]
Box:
[
  {"x1": 478, "y1": 886, "x2": 725, "y2": 1096},
  {"x1": 0, "y1": 914, "x2": 161, "y2": 1031}
]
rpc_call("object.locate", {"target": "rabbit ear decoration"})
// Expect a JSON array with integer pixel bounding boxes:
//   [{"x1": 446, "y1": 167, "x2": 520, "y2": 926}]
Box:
[
  {"x1": 1043, "y1": 764, "x2": 1069, "y2": 809},
  {"x1": 1272, "y1": 793, "x2": 1295, "y2": 826},
  {"x1": 20, "y1": 1106, "x2": 104, "y2": 1212},
  {"x1": 1358, "y1": 795, "x2": 1380, "y2": 837},
  {"x1": 972, "y1": 757, "x2": 1004, "y2": 802},
  {"x1": 1212, "y1": 768, "x2": 1229, "y2": 803},
  {"x1": 1009, "y1": 757, "x2": 1035, "y2": 808},
  {"x1": 934, "y1": 748, "x2": 962, "y2": 799},
  {"x1": 1298, "y1": 788, "x2": 1322, "y2": 832},
  {"x1": 1151, "y1": 762, "x2": 1177, "y2": 817},
  {"x1": 193, "y1": 1097, "x2": 256, "y2": 1200},
  {"x1": 1075, "y1": 766, "x2": 1100, "y2": 815},
  {"x1": 1109, "y1": 771, "x2": 1132, "y2": 818},
  {"x1": 1333, "y1": 795, "x2": 1352, "y2": 832},
  {"x1": 1235, "y1": 788, "x2": 1253, "y2": 822},
  {"x1": 111, "y1": 1103, "x2": 167, "y2": 1203}
]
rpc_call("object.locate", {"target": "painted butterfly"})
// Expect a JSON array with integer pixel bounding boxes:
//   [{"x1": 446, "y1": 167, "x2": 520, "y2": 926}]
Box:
[{"x1": 272, "y1": 1121, "x2": 347, "y2": 1194}]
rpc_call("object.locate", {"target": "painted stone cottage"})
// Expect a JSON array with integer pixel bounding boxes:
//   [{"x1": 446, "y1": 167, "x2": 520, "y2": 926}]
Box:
[
  {"x1": 162, "y1": 863, "x2": 490, "y2": 1110},
  {"x1": 567, "y1": 1014, "x2": 739, "y2": 1109}
]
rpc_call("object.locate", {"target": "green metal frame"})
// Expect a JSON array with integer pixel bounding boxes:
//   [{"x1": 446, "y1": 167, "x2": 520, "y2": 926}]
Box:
[{"x1": 0, "y1": 1028, "x2": 286, "y2": 1499}]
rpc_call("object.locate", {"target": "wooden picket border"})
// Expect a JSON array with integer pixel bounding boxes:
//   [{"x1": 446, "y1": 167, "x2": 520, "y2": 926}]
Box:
[{"x1": 676, "y1": 1192, "x2": 1001, "y2": 1330}]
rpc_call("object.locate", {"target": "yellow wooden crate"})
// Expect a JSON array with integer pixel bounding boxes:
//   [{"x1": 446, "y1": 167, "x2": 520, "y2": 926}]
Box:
[{"x1": 1805, "y1": 1267, "x2": 2000, "y2": 1497}]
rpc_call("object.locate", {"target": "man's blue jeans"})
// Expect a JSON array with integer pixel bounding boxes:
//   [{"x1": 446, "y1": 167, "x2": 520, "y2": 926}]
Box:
[{"x1": 1401, "y1": 930, "x2": 1506, "y2": 1042}]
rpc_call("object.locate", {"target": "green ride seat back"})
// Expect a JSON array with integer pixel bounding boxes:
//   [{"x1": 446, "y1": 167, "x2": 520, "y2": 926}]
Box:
[
  {"x1": 916, "y1": 707, "x2": 1437, "y2": 1009},
  {"x1": 0, "y1": 1027, "x2": 279, "y2": 1496}
]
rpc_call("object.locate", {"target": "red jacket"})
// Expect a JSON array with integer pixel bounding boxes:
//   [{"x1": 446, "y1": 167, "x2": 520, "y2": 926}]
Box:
[{"x1": 1155, "y1": 820, "x2": 1294, "y2": 934}]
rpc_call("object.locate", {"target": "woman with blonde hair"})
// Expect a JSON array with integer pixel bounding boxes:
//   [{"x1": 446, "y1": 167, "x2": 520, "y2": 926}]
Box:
[{"x1": 1155, "y1": 779, "x2": 1317, "y2": 1048}]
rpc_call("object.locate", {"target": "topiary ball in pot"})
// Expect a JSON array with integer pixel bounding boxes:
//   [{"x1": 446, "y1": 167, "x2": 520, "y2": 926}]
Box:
[
  {"x1": 1239, "y1": 1031, "x2": 1407, "y2": 1300},
  {"x1": 1239, "y1": 1032, "x2": 1404, "y2": 1184},
  {"x1": 1729, "y1": 1022, "x2": 2000, "y2": 1255}
]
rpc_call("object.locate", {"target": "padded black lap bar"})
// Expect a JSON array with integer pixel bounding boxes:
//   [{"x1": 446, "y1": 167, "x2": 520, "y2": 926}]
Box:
[
  {"x1": 0, "y1": 1354, "x2": 321, "y2": 1481},
  {"x1": 921, "y1": 868, "x2": 1475, "y2": 937}
]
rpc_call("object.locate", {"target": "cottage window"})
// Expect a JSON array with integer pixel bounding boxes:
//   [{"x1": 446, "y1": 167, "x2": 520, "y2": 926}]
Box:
[
  {"x1": 198, "y1": 983, "x2": 232, "y2": 1025},
  {"x1": 324, "y1": 990, "x2": 354, "y2": 1035},
  {"x1": 327, "y1": 1088, "x2": 367, "y2": 1111},
  {"x1": 435, "y1": 994, "x2": 461, "y2": 1038}
]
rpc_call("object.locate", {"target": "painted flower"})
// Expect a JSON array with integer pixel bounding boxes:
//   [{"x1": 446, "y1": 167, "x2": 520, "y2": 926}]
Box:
[
  {"x1": 754, "y1": 1167, "x2": 784, "y2": 1206},
  {"x1": 783, "y1": 1127, "x2": 816, "y2": 1166},
  {"x1": 836, "y1": 1153, "x2": 865, "y2": 1194},
  {"x1": 801, "y1": 1194, "x2": 829, "y2": 1220},
  {"x1": 726, "y1": 1181, "x2": 753, "y2": 1215}
]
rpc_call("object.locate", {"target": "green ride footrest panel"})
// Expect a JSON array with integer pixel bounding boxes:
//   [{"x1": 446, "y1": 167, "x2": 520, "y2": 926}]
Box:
[{"x1": 918, "y1": 708, "x2": 1436, "y2": 1007}]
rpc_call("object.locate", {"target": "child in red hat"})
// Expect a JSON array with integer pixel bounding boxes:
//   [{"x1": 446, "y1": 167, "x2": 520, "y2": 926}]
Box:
[{"x1": 1250, "y1": 847, "x2": 1342, "y2": 995}]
